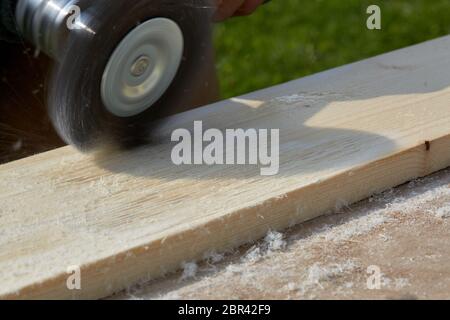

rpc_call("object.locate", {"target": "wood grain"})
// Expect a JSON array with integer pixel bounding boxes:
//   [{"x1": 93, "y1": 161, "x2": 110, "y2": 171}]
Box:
[{"x1": 1, "y1": 36, "x2": 450, "y2": 299}]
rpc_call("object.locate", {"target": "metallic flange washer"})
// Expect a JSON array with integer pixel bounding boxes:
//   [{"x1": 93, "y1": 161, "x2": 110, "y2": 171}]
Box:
[{"x1": 101, "y1": 18, "x2": 184, "y2": 117}]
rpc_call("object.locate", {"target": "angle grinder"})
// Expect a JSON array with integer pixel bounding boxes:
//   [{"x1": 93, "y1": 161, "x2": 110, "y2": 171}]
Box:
[{"x1": 2, "y1": 0, "x2": 216, "y2": 149}]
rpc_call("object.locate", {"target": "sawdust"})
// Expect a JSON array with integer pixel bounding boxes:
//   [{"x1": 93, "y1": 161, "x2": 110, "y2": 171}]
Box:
[
  {"x1": 264, "y1": 231, "x2": 287, "y2": 252},
  {"x1": 297, "y1": 260, "x2": 359, "y2": 295},
  {"x1": 273, "y1": 91, "x2": 347, "y2": 107},
  {"x1": 436, "y1": 207, "x2": 450, "y2": 218},
  {"x1": 203, "y1": 251, "x2": 225, "y2": 264},
  {"x1": 241, "y1": 231, "x2": 287, "y2": 264},
  {"x1": 180, "y1": 262, "x2": 198, "y2": 281}
]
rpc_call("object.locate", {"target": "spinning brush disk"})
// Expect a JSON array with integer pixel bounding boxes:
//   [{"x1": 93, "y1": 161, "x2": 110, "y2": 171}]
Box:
[{"x1": 14, "y1": 0, "x2": 215, "y2": 149}]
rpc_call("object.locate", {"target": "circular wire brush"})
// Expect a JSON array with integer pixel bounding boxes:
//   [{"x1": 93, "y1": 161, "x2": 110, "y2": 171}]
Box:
[{"x1": 15, "y1": 0, "x2": 215, "y2": 149}]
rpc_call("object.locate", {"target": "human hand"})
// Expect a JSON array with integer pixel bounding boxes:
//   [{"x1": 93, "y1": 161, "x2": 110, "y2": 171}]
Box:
[{"x1": 214, "y1": 0, "x2": 265, "y2": 22}]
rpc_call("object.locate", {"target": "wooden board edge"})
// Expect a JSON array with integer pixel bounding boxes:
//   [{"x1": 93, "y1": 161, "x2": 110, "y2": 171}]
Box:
[{"x1": 3, "y1": 133, "x2": 450, "y2": 300}]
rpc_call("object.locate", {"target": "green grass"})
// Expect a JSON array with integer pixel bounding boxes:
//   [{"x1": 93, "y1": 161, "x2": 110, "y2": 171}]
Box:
[{"x1": 214, "y1": 0, "x2": 450, "y2": 99}]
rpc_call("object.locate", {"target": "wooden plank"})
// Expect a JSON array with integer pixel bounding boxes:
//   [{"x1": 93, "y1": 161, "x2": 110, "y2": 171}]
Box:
[{"x1": 1, "y1": 36, "x2": 450, "y2": 299}]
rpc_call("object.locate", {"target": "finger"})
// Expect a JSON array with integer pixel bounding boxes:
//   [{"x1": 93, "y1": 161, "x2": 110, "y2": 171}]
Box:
[
  {"x1": 213, "y1": 0, "x2": 246, "y2": 22},
  {"x1": 235, "y1": 0, "x2": 265, "y2": 16}
]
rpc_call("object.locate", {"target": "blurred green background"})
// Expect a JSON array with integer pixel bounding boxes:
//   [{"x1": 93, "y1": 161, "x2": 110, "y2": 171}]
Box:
[{"x1": 213, "y1": 0, "x2": 449, "y2": 99}]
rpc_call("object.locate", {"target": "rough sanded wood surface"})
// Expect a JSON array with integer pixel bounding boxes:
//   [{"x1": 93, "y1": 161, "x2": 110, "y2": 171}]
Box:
[{"x1": 1, "y1": 36, "x2": 450, "y2": 299}]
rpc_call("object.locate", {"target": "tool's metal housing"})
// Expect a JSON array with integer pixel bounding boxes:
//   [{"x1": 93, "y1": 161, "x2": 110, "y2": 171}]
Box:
[{"x1": 15, "y1": 0, "x2": 76, "y2": 58}]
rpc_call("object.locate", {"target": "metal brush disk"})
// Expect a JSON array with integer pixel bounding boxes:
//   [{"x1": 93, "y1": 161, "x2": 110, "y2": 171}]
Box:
[{"x1": 15, "y1": 0, "x2": 215, "y2": 149}]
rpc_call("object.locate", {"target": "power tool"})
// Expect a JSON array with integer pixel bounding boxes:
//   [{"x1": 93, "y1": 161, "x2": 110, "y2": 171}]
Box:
[{"x1": 0, "y1": 0, "x2": 216, "y2": 149}]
